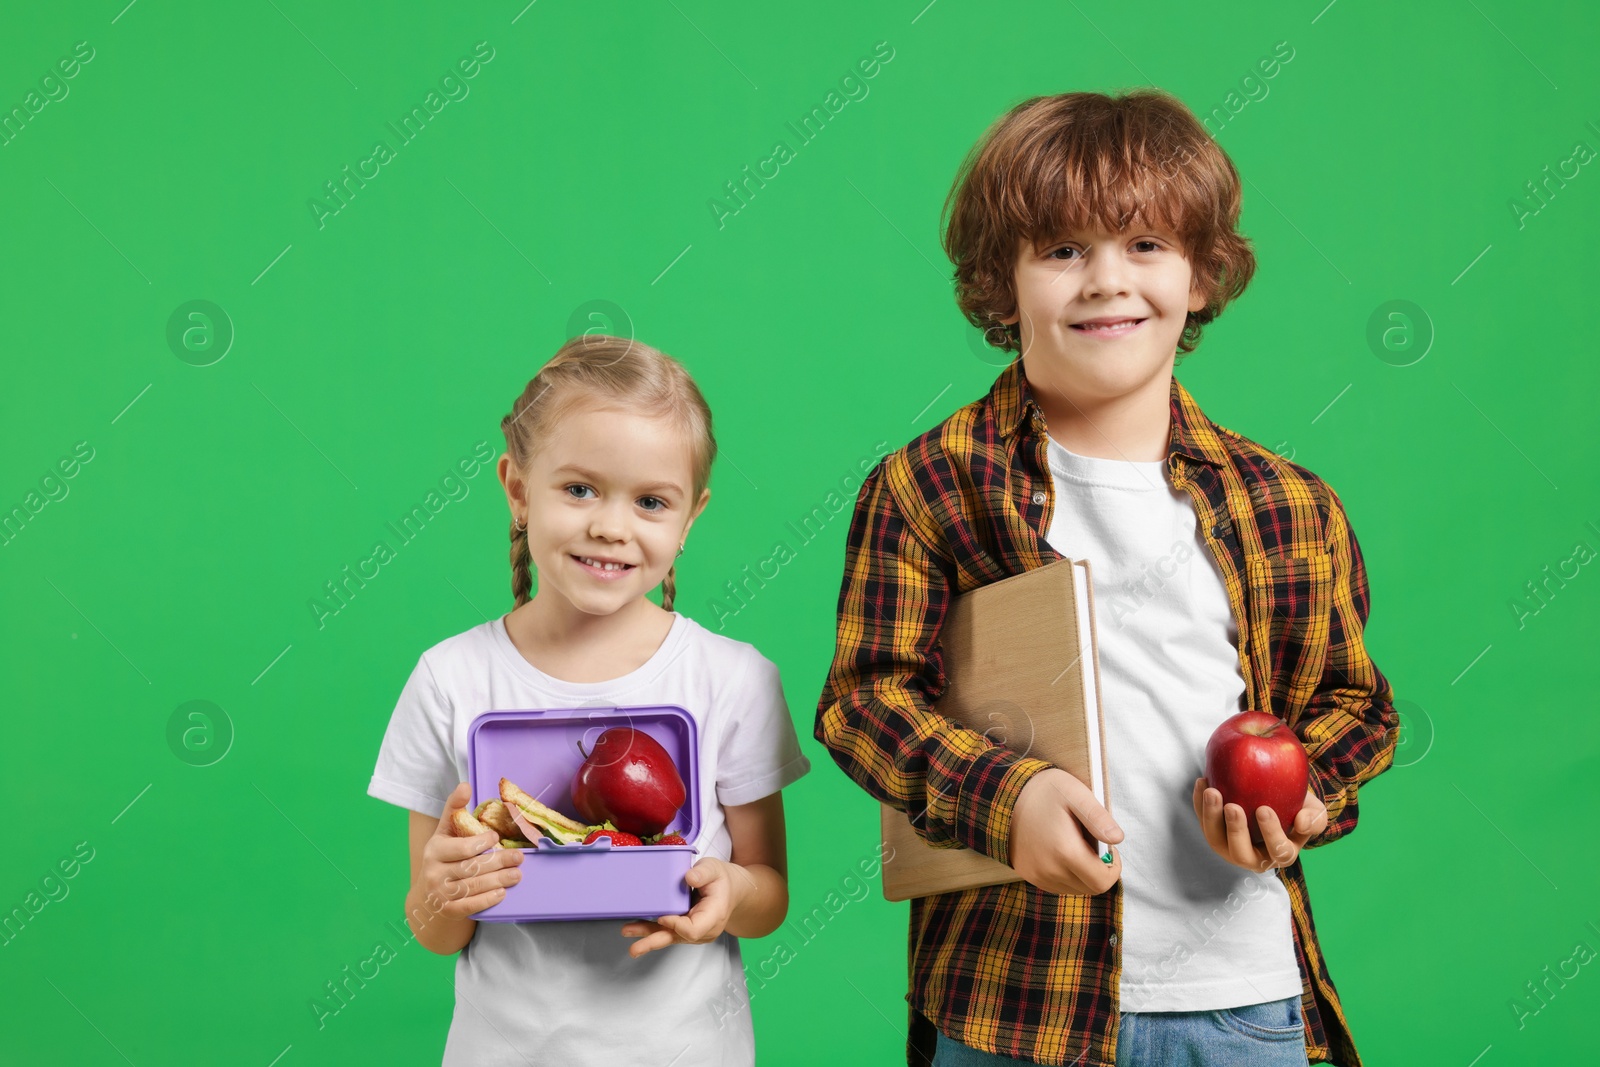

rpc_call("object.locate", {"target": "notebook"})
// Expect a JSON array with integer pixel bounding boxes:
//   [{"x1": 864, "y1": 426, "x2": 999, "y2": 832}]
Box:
[{"x1": 879, "y1": 556, "x2": 1111, "y2": 902}]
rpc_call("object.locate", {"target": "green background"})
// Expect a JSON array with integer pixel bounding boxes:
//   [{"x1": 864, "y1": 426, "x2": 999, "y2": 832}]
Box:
[{"x1": 3, "y1": 0, "x2": 1596, "y2": 1063}]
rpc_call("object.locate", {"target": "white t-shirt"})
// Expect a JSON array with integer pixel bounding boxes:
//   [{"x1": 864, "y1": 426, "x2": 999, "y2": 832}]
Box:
[
  {"x1": 368, "y1": 610, "x2": 812, "y2": 1066},
  {"x1": 1043, "y1": 436, "x2": 1302, "y2": 1012}
]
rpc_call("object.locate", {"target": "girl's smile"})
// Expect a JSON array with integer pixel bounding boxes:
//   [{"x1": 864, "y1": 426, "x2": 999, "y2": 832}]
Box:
[{"x1": 572, "y1": 554, "x2": 637, "y2": 580}]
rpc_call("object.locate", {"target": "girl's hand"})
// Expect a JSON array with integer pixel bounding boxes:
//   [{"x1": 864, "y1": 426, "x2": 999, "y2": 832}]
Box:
[
  {"x1": 620, "y1": 857, "x2": 753, "y2": 958},
  {"x1": 1192, "y1": 777, "x2": 1328, "y2": 873},
  {"x1": 418, "y1": 782, "x2": 524, "y2": 920}
]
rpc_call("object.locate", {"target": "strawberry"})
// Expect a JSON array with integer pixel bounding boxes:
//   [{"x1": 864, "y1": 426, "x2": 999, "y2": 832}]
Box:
[
  {"x1": 583, "y1": 828, "x2": 642, "y2": 847},
  {"x1": 655, "y1": 833, "x2": 688, "y2": 846}
]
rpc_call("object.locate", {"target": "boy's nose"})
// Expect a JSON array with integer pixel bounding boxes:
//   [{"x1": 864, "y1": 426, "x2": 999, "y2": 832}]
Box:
[{"x1": 1080, "y1": 248, "x2": 1130, "y2": 297}]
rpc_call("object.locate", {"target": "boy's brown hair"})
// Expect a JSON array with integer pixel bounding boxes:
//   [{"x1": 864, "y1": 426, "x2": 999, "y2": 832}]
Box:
[{"x1": 942, "y1": 88, "x2": 1256, "y2": 358}]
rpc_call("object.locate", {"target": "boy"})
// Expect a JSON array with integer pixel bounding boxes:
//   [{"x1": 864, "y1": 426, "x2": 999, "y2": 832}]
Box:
[{"x1": 814, "y1": 89, "x2": 1398, "y2": 1067}]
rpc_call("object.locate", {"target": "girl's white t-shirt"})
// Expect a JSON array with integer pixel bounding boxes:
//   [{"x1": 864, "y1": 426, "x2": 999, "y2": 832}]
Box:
[
  {"x1": 1042, "y1": 436, "x2": 1303, "y2": 1012},
  {"x1": 367, "y1": 610, "x2": 812, "y2": 1067}
]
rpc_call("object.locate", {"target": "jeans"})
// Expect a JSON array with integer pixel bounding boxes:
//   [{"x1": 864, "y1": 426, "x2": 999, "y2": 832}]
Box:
[{"x1": 930, "y1": 995, "x2": 1310, "y2": 1067}]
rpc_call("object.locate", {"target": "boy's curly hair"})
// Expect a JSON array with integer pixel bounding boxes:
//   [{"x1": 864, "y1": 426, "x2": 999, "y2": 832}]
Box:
[{"x1": 942, "y1": 88, "x2": 1256, "y2": 359}]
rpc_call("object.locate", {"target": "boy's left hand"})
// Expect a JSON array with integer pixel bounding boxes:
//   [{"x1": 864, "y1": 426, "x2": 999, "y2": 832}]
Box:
[
  {"x1": 1192, "y1": 777, "x2": 1328, "y2": 873},
  {"x1": 621, "y1": 857, "x2": 749, "y2": 958}
]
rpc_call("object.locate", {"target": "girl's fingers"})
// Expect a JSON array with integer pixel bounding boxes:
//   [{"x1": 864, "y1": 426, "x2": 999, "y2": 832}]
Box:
[
  {"x1": 668, "y1": 911, "x2": 712, "y2": 942},
  {"x1": 441, "y1": 885, "x2": 508, "y2": 918},
  {"x1": 435, "y1": 783, "x2": 473, "y2": 831},
  {"x1": 443, "y1": 864, "x2": 522, "y2": 904},
  {"x1": 627, "y1": 928, "x2": 676, "y2": 957},
  {"x1": 445, "y1": 843, "x2": 519, "y2": 887},
  {"x1": 438, "y1": 832, "x2": 503, "y2": 862}
]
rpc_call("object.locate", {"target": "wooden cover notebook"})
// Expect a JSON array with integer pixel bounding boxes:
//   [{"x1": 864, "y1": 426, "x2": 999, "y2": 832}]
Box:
[{"x1": 879, "y1": 556, "x2": 1111, "y2": 903}]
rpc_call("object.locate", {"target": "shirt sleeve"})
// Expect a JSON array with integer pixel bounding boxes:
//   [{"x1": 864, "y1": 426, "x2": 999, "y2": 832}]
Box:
[
  {"x1": 715, "y1": 652, "x2": 812, "y2": 808},
  {"x1": 367, "y1": 652, "x2": 461, "y2": 819},
  {"x1": 1297, "y1": 484, "x2": 1400, "y2": 848},
  {"x1": 813, "y1": 457, "x2": 1054, "y2": 868}
]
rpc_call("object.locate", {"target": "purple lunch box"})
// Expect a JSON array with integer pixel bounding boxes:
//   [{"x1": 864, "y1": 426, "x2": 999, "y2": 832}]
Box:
[{"x1": 466, "y1": 704, "x2": 699, "y2": 923}]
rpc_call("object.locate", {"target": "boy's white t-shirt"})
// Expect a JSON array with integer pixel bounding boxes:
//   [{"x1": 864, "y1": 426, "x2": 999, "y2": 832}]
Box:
[
  {"x1": 368, "y1": 610, "x2": 811, "y2": 1067},
  {"x1": 1042, "y1": 436, "x2": 1303, "y2": 1012}
]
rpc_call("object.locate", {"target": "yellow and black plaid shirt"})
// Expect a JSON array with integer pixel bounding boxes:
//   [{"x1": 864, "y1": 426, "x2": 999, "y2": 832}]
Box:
[{"x1": 814, "y1": 359, "x2": 1398, "y2": 1067}]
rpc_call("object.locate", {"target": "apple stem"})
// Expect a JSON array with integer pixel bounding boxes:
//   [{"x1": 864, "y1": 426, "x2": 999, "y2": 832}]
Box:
[{"x1": 576, "y1": 738, "x2": 591, "y2": 760}]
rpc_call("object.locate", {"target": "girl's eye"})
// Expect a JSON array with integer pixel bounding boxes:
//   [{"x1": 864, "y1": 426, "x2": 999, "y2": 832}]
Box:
[{"x1": 565, "y1": 485, "x2": 667, "y2": 512}]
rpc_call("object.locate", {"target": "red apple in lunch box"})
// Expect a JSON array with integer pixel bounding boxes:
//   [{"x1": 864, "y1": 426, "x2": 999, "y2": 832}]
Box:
[
  {"x1": 1204, "y1": 711, "x2": 1309, "y2": 844},
  {"x1": 571, "y1": 727, "x2": 686, "y2": 837}
]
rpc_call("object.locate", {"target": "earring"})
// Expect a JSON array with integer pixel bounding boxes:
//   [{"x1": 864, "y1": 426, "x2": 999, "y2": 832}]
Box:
[
  {"x1": 514, "y1": 515, "x2": 526, "y2": 533},
  {"x1": 676, "y1": 544, "x2": 684, "y2": 558}
]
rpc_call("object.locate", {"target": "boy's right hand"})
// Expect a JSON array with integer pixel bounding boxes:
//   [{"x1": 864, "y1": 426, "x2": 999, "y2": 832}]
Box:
[
  {"x1": 1009, "y1": 768, "x2": 1124, "y2": 895},
  {"x1": 418, "y1": 782, "x2": 524, "y2": 918}
]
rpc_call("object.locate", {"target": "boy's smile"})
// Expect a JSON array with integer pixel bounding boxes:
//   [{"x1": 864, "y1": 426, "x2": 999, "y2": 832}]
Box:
[{"x1": 1000, "y1": 225, "x2": 1209, "y2": 458}]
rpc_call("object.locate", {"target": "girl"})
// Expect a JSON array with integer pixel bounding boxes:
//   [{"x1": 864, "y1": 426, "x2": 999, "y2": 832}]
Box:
[{"x1": 368, "y1": 334, "x2": 810, "y2": 1066}]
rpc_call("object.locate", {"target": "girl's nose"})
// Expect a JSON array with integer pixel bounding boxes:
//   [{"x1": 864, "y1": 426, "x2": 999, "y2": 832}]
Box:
[{"x1": 588, "y1": 505, "x2": 630, "y2": 542}]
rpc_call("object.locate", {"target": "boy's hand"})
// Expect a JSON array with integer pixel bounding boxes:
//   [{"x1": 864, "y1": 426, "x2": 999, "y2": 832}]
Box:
[
  {"x1": 620, "y1": 857, "x2": 749, "y2": 958},
  {"x1": 1192, "y1": 778, "x2": 1328, "y2": 873},
  {"x1": 1009, "y1": 768, "x2": 1125, "y2": 895}
]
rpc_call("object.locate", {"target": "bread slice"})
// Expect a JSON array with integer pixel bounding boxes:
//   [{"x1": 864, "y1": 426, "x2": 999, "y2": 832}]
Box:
[
  {"x1": 449, "y1": 807, "x2": 491, "y2": 839},
  {"x1": 500, "y1": 778, "x2": 589, "y2": 844},
  {"x1": 476, "y1": 799, "x2": 520, "y2": 839}
]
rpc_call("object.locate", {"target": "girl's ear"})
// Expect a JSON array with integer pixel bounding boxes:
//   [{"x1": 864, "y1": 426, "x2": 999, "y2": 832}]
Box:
[
  {"x1": 682, "y1": 486, "x2": 711, "y2": 540},
  {"x1": 498, "y1": 453, "x2": 527, "y2": 513}
]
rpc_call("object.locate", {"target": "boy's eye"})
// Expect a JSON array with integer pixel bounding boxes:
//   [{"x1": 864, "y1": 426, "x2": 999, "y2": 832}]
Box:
[{"x1": 1047, "y1": 239, "x2": 1166, "y2": 260}]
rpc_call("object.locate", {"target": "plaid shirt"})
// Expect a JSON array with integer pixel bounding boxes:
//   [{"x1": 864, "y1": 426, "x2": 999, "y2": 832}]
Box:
[{"x1": 814, "y1": 359, "x2": 1398, "y2": 1067}]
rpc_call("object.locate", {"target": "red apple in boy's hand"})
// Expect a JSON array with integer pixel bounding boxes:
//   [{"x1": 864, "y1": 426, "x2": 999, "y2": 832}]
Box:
[
  {"x1": 572, "y1": 727, "x2": 686, "y2": 837},
  {"x1": 1203, "y1": 711, "x2": 1309, "y2": 843}
]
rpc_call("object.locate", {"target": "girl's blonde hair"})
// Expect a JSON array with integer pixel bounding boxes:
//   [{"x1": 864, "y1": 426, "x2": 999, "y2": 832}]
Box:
[{"x1": 500, "y1": 334, "x2": 716, "y2": 612}]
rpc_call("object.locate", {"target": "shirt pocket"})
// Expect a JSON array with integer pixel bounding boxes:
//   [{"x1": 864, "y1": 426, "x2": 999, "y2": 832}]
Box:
[{"x1": 1244, "y1": 550, "x2": 1333, "y2": 716}]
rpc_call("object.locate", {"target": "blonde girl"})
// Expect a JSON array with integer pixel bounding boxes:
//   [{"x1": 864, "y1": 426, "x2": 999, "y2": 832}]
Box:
[{"x1": 368, "y1": 334, "x2": 810, "y2": 1066}]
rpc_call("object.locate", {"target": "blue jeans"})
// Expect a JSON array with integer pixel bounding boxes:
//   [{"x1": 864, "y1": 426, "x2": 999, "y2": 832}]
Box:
[{"x1": 931, "y1": 995, "x2": 1310, "y2": 1066}]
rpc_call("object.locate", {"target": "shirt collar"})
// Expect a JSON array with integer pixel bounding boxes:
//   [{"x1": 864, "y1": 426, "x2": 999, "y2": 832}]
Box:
[{"x1": 991, "y1": 357, "x2": 1230, "y2": 468}]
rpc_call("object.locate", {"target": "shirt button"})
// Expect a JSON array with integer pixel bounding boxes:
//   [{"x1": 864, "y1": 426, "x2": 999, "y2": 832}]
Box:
[
  {"x1": 1032, "y1": 491, "x2": 1047, "y2": 505},
  {"x1": 1109, "y1": 934, "x2": 1119, "y2": 946}
]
